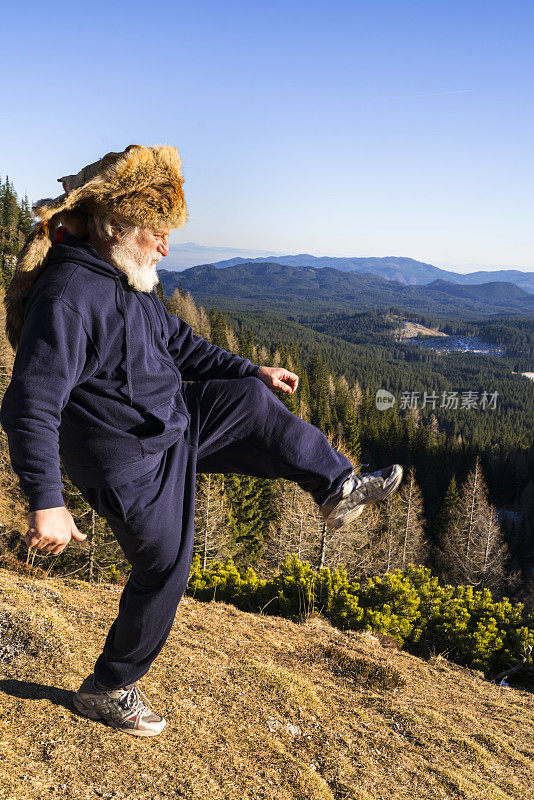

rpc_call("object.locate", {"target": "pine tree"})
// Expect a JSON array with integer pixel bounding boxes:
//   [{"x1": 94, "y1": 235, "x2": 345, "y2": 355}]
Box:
[
  {"x1": 181, "y1": 291, "x2": 201, "y2": 331},
  {"x1": 155, "y1": 278, "x2": 165, "y2": 302},
  {"x1": 1, "y1": 178, "x2": 19, "y2": 251},
  {"x1": 166, "y1": 288, "x2": 200, "y2": 331},
  {"x1": 166, "y1": 288, "x2": 180, "y2": 316},
  {"x1": 398, "y1": 466, "x2": 427, "y2": 569},
  {"x1": 209, "y1": 309, "x2": 230, "y2": 349},
  {"x1": 519, "y1": 477, "x2": 534, "y2": 586},
  {"x1": 225, "y1": 324, "x2": 239, "y2": 354},
  {"x1": 433, "y1": 474, "x2": 461, "y2": 573},
  {"x1": 341, "y1": 401, "x2": 362, "y2": 464},
  {"x1": 225, "y1": 473, "x2": 278, "y2": 566},
  {"x1": 257, "y1": 345, "x2": 269, "y2": 364},
  {"x1": 426, "y1": 413, "x2": 440, "y2": 447},
  {"x1": 307, "y1": 354, "x2": 332, "y2": 432},
  {"x1": 297, "y1": 367, "x2": 312, "y2": 416},
  {"x1": 238, "y1": 327, "x2": 255, "y2": 361},
  {"x1": 198, "y1": 306, "x2": 211, "y2": 340},
  {"x1": 18, "y1": 194, "x2": 33, "y2": 237}
]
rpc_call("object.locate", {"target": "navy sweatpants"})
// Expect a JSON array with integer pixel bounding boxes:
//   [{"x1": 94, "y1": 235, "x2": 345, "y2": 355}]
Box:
[{"x1": 79, "y1": 377, "x2": 353, "y2": 688}]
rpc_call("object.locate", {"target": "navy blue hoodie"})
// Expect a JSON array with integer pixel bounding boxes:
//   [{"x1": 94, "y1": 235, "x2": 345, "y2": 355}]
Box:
[{"x1": 0, "y1": 234, "x2": 259, "y2": 511}]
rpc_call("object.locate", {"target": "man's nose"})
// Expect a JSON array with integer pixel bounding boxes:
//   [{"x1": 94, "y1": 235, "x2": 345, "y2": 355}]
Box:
[{"x1": 157, "y1": 237, "x2": 169, "y2": 257}]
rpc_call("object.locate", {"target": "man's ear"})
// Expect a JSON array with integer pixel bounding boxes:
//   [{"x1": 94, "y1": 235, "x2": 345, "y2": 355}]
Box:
[{"x1": 109, "y1": 219, "x2": 123, "y2": 242}]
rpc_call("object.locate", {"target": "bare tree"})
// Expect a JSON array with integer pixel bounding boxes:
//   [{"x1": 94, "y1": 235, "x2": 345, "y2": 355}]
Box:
[
  {"x1": 167, "y1": 289, "x2": 200, "y2": 332},
  {"x1": 440, "y1": 457, "x2": 510, "y2": 592},
  {"x1": 471, "y1": 505, "x2": 511, "y2": 593},
  {"x1": 372, "y1": 494, "x2": 405, "y2": 575},
  {"x1": 369, "y1": 466, "x2": 426, "y2": 576},
  {"x1": 262, "y1": 481, "x2": 321, "y2": 573},
  {"x1": 194, "y1": 473, "x2": 233, "y2": 567},
  {"x1": 198, "y1": 305, "x2": 211, "y2": 340},
  {"x1": 262, "y1": 450, "x2": 379, "y2": 580}
]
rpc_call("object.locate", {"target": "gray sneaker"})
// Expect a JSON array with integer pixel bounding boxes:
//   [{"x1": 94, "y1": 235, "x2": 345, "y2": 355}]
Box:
[
  {"x1": 73, "y1": 674, "x2": 166, "y2": 737},
  {"x1": 320, "y1": 464, "x2": 404, "y2": 530}
]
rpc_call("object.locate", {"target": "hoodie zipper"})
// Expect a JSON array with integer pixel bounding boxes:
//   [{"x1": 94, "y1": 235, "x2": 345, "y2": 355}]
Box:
[
  {"x1": 149, "y1": 293, "x2": 169, "y2": 346},
  {"x1": 135, "y1": 291, "x2": 184, "y2": 389}
]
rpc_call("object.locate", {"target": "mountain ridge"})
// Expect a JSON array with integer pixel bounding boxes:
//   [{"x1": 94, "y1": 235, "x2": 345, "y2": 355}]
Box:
[
  {"x1": 164, "y1": 245, "x2": 534, "y2": 292},
  {"x1": 159, "y1": 261, "x2": 534, "y2": 318}
]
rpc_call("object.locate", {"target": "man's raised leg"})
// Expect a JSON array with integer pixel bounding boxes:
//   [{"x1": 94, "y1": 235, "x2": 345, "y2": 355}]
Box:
[
  {"x1": 185, "y1": 377, "x2": 354, "y2": 505},
  {"x1": 186, "y1": 377, "x2": 402, "y2": 526}
]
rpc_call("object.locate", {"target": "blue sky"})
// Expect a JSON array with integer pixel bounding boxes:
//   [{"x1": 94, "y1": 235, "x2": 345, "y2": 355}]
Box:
[{"x1": 1, "y1": 0, "x2": 533, "y2": 270}]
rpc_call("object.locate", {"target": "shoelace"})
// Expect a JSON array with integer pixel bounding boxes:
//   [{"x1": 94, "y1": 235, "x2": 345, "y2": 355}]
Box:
[
  {"x1": 341, "y1": 465, "x2": 371, "y2": 497},
  {"x1": 119, "y1": 684, "x2": 153, "y2": 713}
]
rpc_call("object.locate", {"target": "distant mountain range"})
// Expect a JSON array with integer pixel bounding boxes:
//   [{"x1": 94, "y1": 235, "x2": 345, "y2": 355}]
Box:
[
  {"x1": 164, "y1": 243, "x2": 280, "y2": 270},
  {"x1": 165, "y1": 244, "x2": 534, "y2": 293},
  {"x1": 158, "y1": 262, "x2": 534, "y2": 318}
]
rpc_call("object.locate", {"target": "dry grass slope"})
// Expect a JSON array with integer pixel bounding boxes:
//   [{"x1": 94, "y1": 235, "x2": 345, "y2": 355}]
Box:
[
  {"x1": 0, "y1": 567, "x2": 534, "y2": 800},
  {"x1": 0, "y1": 287, "x2": 27, "y2": 536}
]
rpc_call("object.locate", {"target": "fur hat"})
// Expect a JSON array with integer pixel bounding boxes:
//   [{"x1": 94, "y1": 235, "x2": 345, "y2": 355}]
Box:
[{"x1": 4, "y1": 144, "x2": 187, "y2": 350}]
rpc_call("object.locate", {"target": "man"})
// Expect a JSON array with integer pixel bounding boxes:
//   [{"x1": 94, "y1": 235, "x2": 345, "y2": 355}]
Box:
[{"x1": 0, "y1": 145, "x2": 403, "y2": 737}]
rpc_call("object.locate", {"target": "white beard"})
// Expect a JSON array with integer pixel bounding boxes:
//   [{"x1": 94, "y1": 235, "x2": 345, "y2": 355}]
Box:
[{"x1": 109, "y1": 234, "x2": 161, "y2": 293}]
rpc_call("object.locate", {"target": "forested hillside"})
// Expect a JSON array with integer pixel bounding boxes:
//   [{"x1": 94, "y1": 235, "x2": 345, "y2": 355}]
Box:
[
  {"x1": 217, "y1": 307, "x2": 534, "y2": 477},
  {"x1": 2, "y1": 277, "x2": 534, "y2": 603},
  {"x1": 161, "y1": 288, "x2": 534, "y2": 595}
]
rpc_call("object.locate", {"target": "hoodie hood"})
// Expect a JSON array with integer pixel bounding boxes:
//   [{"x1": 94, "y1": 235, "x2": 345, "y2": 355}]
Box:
[
  {"x1": 4, "y1": 144, "x2": 186, "y2": 351},
  {"x1": 4, "y1": 231, "x2": 126, "y2": 352},
  {"x1": 46, "y1": 234, "x2": 122, "y2": 278}
]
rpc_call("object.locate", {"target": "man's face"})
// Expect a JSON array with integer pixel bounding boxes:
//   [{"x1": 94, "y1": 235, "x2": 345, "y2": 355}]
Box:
[
  {"x1": 109, "y1": 225, "x2": 171, "y2": 292},
  {"x1": 135, "y1": 227, "x2": 171, "y2": 265}
]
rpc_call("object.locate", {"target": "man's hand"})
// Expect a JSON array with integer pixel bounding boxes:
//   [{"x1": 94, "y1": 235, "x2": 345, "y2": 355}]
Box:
[
  {"x1": 256, "y1": 366, "x2": 299, "y2": 394},
  {"x1": 25, "y1": 507, "x2": 86, "y2": 555}
]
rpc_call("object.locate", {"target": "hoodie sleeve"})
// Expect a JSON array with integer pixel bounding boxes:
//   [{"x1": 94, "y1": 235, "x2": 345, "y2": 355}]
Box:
[
  {"x1": 163, "y1": 305, "x2": 260, "y2": 381},
  {"x1": 0, "y1": 297, "x2": 100, "y2": 512}
]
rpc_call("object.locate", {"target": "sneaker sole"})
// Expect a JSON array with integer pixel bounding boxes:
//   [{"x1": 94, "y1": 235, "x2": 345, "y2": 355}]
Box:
[
  {"x1": 362, "y1": 464, "x2": 404, "y2": 504},
  {"x1": 325, "y1": 464, "x2": 404, "y2": 530},
  {"x1": 73, "y1": 695, "x2": 166, "y2": 738},
  {"x1": 325, "y1": 502, "x2": 365, "y2": 530}
]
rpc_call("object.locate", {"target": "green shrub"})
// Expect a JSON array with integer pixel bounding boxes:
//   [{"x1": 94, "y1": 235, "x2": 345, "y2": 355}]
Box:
[{"x1": 186, "y1": 556, "x2": 534, "y2": 678}]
